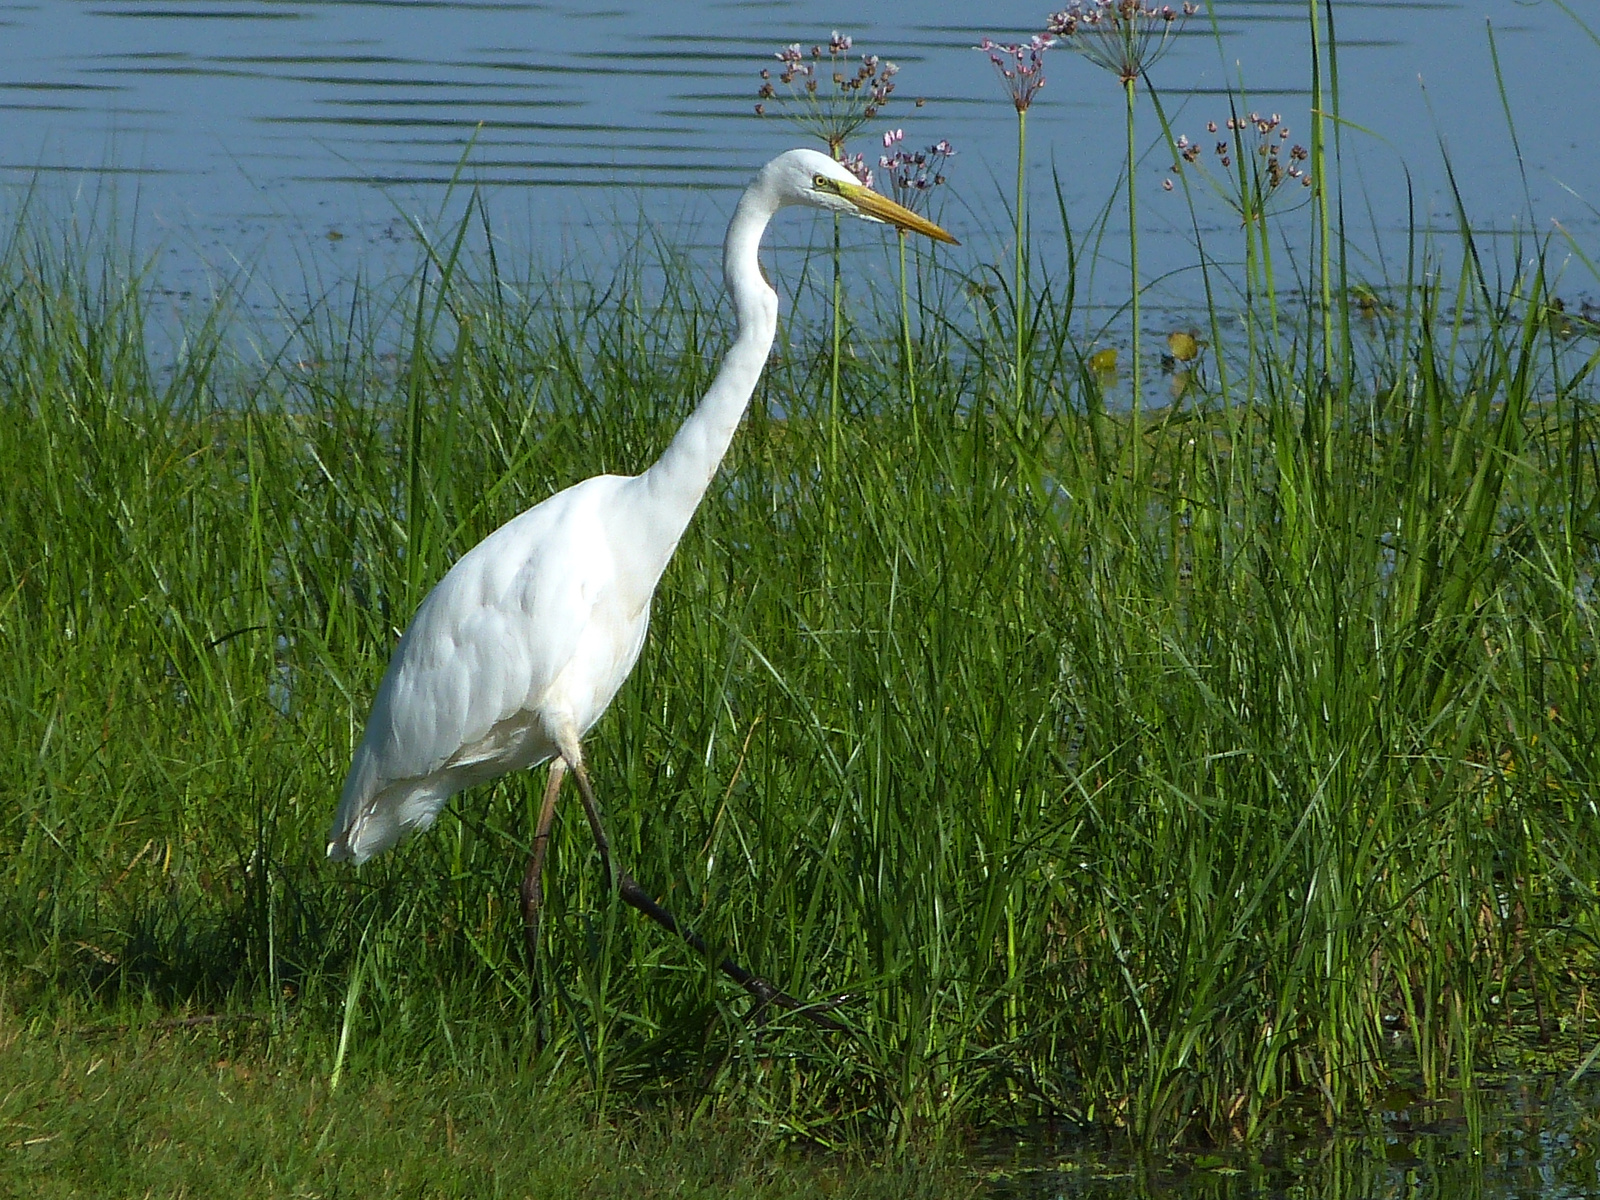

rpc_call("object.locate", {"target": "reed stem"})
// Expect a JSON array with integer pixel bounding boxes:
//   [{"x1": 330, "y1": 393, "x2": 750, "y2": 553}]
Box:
[{"x1": 1125, "y1": 74, "x2": 1142, "y2": 472}]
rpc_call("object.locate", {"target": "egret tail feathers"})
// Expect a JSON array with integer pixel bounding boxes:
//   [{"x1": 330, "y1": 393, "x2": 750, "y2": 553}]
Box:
[{"x1": 326, "y1": 776, "x2": 451, "y2": 865}]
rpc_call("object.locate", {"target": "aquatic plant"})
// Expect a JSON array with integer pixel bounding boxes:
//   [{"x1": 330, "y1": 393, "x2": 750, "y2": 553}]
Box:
[
  {"x1": 878, "y1": 130, "x2": 955, "y2": 213},
  {"x1": 1047, "y1": 0, "x2": 1194, "y2": 83},
  {"x1": 1164, "y1": 109, "x2": 1313, "y2": 407},
  {"x1": 757, "y1": 33, "x2": 899, "y2": 508},
  {"x1": 1167, "y1": 113, "x2": 1313, "y2": 216},
  {"x1": 975, "y1": 33, "x2": 1055, "y2": 425},
  {"x1": 879, "y1": 131, "x2": 956, "y2": 416},
  {"x1": 976, "y1": 33, "x2": 1053, "y2": 113},
  {"x1": 1048, "y1": 1, "x2": 1196, "y2": 458},
  {"x1": 756, "y1": 32, "x2": 898, "y2": 159}
]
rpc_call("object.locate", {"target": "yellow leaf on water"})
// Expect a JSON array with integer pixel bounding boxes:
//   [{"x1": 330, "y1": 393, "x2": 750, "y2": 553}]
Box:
[
  {"x1": 1166, "y1": 330, "x2": 1201, "y2": 362},
  {"x1": 1088, "y1": 347, "x2": 1118, "y2": 373}
]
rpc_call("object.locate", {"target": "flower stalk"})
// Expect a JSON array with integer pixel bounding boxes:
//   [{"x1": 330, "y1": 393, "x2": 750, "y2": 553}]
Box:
[
  {"x1": 757, "y1": 32, "x2": 898, "y2": 498},
  {"x1": 879, "y1": 132, "x2": 955, "y2": 424},
  {"x1": 976, "y1": 34, "x2": 1054, "y2": 431},
  {"x1": 1049, "y1": 1, "x2": 1195, "y2": 452},
  {"x1": 1124, "y1": 73, "x2": 1141, "y2": 459}
]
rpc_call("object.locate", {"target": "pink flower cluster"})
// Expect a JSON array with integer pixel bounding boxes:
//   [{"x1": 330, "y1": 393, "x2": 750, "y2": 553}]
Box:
[
  {"x1": 1166, "y1": 112, "x2": 1312, "y2": 210},
  {"x1": 1046, "y1": 1, "x2": 1197, "y2": 84},
  {"x1": 975, "y1": 34, "x2": 1054, "y2": 113},
  {"x1": 756, "y1": 32, "x2": 899, "y2": 153},
  {"x1": 879, "y1": 129, "x2": 956, "y2": 211}
]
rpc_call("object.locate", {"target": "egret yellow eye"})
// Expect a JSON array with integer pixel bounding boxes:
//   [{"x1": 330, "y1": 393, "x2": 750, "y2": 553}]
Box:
[{"x1": 812, "y1": 174, "x2": 845, "y2": 196}]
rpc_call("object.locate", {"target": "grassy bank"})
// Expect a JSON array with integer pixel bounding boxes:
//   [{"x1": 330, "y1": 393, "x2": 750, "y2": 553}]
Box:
[
  {"x1": 1, "y1": 188, "x2": 1595, "y2": 1152},
  {"x1": 0, "y1": 1006, "x2": 967, "y2": 1198},
  {"x1": 3, "y1": 15, "x2": 1600, "y2": 1164}
]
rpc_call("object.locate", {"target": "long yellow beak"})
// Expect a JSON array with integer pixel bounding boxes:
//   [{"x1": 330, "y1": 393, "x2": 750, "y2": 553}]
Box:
[{"x1": 825, "y1": 178, "x2": 959, "y2": 245}]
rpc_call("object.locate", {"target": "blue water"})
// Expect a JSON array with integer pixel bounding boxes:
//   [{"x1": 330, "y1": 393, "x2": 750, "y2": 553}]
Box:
[{"x1": 2, "y1": 0, "x2": 1596, "y2": 326}]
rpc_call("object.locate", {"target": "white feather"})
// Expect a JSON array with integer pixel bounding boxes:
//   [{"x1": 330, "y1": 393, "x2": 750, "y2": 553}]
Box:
[
  {"x1": 326, "y1": 148, "x2": 954, "y2": 867},
  {"x1": 329, "y1": 475, "x2": 639, "y2": 863}
]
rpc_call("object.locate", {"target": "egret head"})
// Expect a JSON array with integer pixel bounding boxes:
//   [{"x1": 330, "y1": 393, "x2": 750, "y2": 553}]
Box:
[{"x1": 763, "y1": 147, "x2": 958, "y2": 245}]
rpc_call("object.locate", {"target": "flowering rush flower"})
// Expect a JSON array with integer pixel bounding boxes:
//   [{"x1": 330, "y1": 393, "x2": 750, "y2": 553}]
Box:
[
  {"x1": 975, "y1": 34, "x2": 1054, "y2": 112},
  {"x1": 841, "y1": 151, "x2": 873, "y2": 187},
  {"x1": 1046, "y1": 1, "x2": 1197, "y2": 85},
  {"x1": 756, "y1": 31, "x2": 898, "y2": 159},
  {"x1": 1166, "y1": 112, "x2": 1312, "y2": 212},
  {"x1": 878, "y1": 129, "x2": 955, "y2": 212}
]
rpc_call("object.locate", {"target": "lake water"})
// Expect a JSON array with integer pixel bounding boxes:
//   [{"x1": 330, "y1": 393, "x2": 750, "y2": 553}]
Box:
[
  {"x1": 2, "y1": 0, "x2": 1598, "y2": 331},
  {"x1": 981, "y1": 1076, "x2": 1600, "y2": 1199}
]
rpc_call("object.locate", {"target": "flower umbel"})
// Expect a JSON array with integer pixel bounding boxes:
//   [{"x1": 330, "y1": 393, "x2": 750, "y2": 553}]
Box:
[
  {"x1": 840, "y1": 151, "x2": 873, "y2": 187},
  {"x1": 756, "y1": 32, "x2": 898, "y2": 158},
  {"x1": 1046, "y1": 1, "x2": 1196, "y2": 84},
  {"x1": 975, "y1": 34, "x2": 1054, "y2": 112},
  {"x1": 879, "y1": 130, "x2": 955, "y2": 214},
  {"x1": 1168, "y1": 112, "x2": 1312, "y2": 221}
]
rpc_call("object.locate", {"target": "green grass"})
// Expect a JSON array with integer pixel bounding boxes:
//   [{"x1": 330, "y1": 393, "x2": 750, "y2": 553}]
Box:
[
  {"x1": 0, "y1": 1006, "x2": 968, "y2": 1198},
  {"x1": 2, "y1": 9, "x2": 1599, "y2": 1170}
]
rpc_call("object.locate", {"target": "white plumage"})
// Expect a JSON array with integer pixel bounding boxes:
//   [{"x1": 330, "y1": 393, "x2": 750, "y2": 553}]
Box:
[
  {"x1": 329, "y1": 475, "x2": 644, "y2": 862},
  {"x1": 326, "y1": 148, "x2": 957, "y2": 923}
]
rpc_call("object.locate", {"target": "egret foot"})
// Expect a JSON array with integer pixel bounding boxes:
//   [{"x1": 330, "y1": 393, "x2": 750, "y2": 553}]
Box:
[{"x1": 567, "y1": 760, "x2": 846, "y2": 1032}]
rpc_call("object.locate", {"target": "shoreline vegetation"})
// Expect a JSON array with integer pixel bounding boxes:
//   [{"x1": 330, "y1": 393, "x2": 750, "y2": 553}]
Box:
[{"x1": 4, "y1": 4, "x2": 1599, "y2": 1195}]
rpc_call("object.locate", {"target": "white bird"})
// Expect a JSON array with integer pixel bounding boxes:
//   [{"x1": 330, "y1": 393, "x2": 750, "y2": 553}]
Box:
[{"x1": 327, "y1": 148, "x2": 956, "y2": 1011}]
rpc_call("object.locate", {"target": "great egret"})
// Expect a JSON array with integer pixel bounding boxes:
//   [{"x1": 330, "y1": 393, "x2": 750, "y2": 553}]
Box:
[{"x1": 327, "y1": 148, "x2": 956, "y2": 1019}]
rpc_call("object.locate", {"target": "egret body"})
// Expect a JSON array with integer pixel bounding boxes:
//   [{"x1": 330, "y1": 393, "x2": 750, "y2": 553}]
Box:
[{"x1": 326, "y1": 148, "x2": 955, "y2": 1010}]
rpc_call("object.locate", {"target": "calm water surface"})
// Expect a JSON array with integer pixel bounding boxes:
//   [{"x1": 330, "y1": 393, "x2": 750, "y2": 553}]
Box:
[{"x1": 1, "y1": 0, "x2": 1597, "y2": 322}]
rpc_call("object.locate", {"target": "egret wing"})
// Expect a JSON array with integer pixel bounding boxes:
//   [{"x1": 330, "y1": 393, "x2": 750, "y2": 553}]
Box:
[{"x1": 328, "y1": 477, "x2": 624, "y2": 861}]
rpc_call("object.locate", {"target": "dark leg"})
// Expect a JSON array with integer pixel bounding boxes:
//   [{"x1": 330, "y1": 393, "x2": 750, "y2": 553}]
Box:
[
  {"x1": 566, "y1": 759, "x2": 845, "y2": 1032},
  {"x1": 520, "y1": 759, "x2": 566, "y2": 974}
]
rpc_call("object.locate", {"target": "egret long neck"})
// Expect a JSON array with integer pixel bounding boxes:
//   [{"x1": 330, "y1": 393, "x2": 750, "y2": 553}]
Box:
[{"x1": 634, "y1": 185, "x2": 780, "y2": 561}]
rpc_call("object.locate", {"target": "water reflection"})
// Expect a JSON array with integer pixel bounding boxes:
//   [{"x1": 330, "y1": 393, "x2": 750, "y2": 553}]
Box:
[{"x1": 981, "y1": 1080, "x2": 1600, "y2": 1199}]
